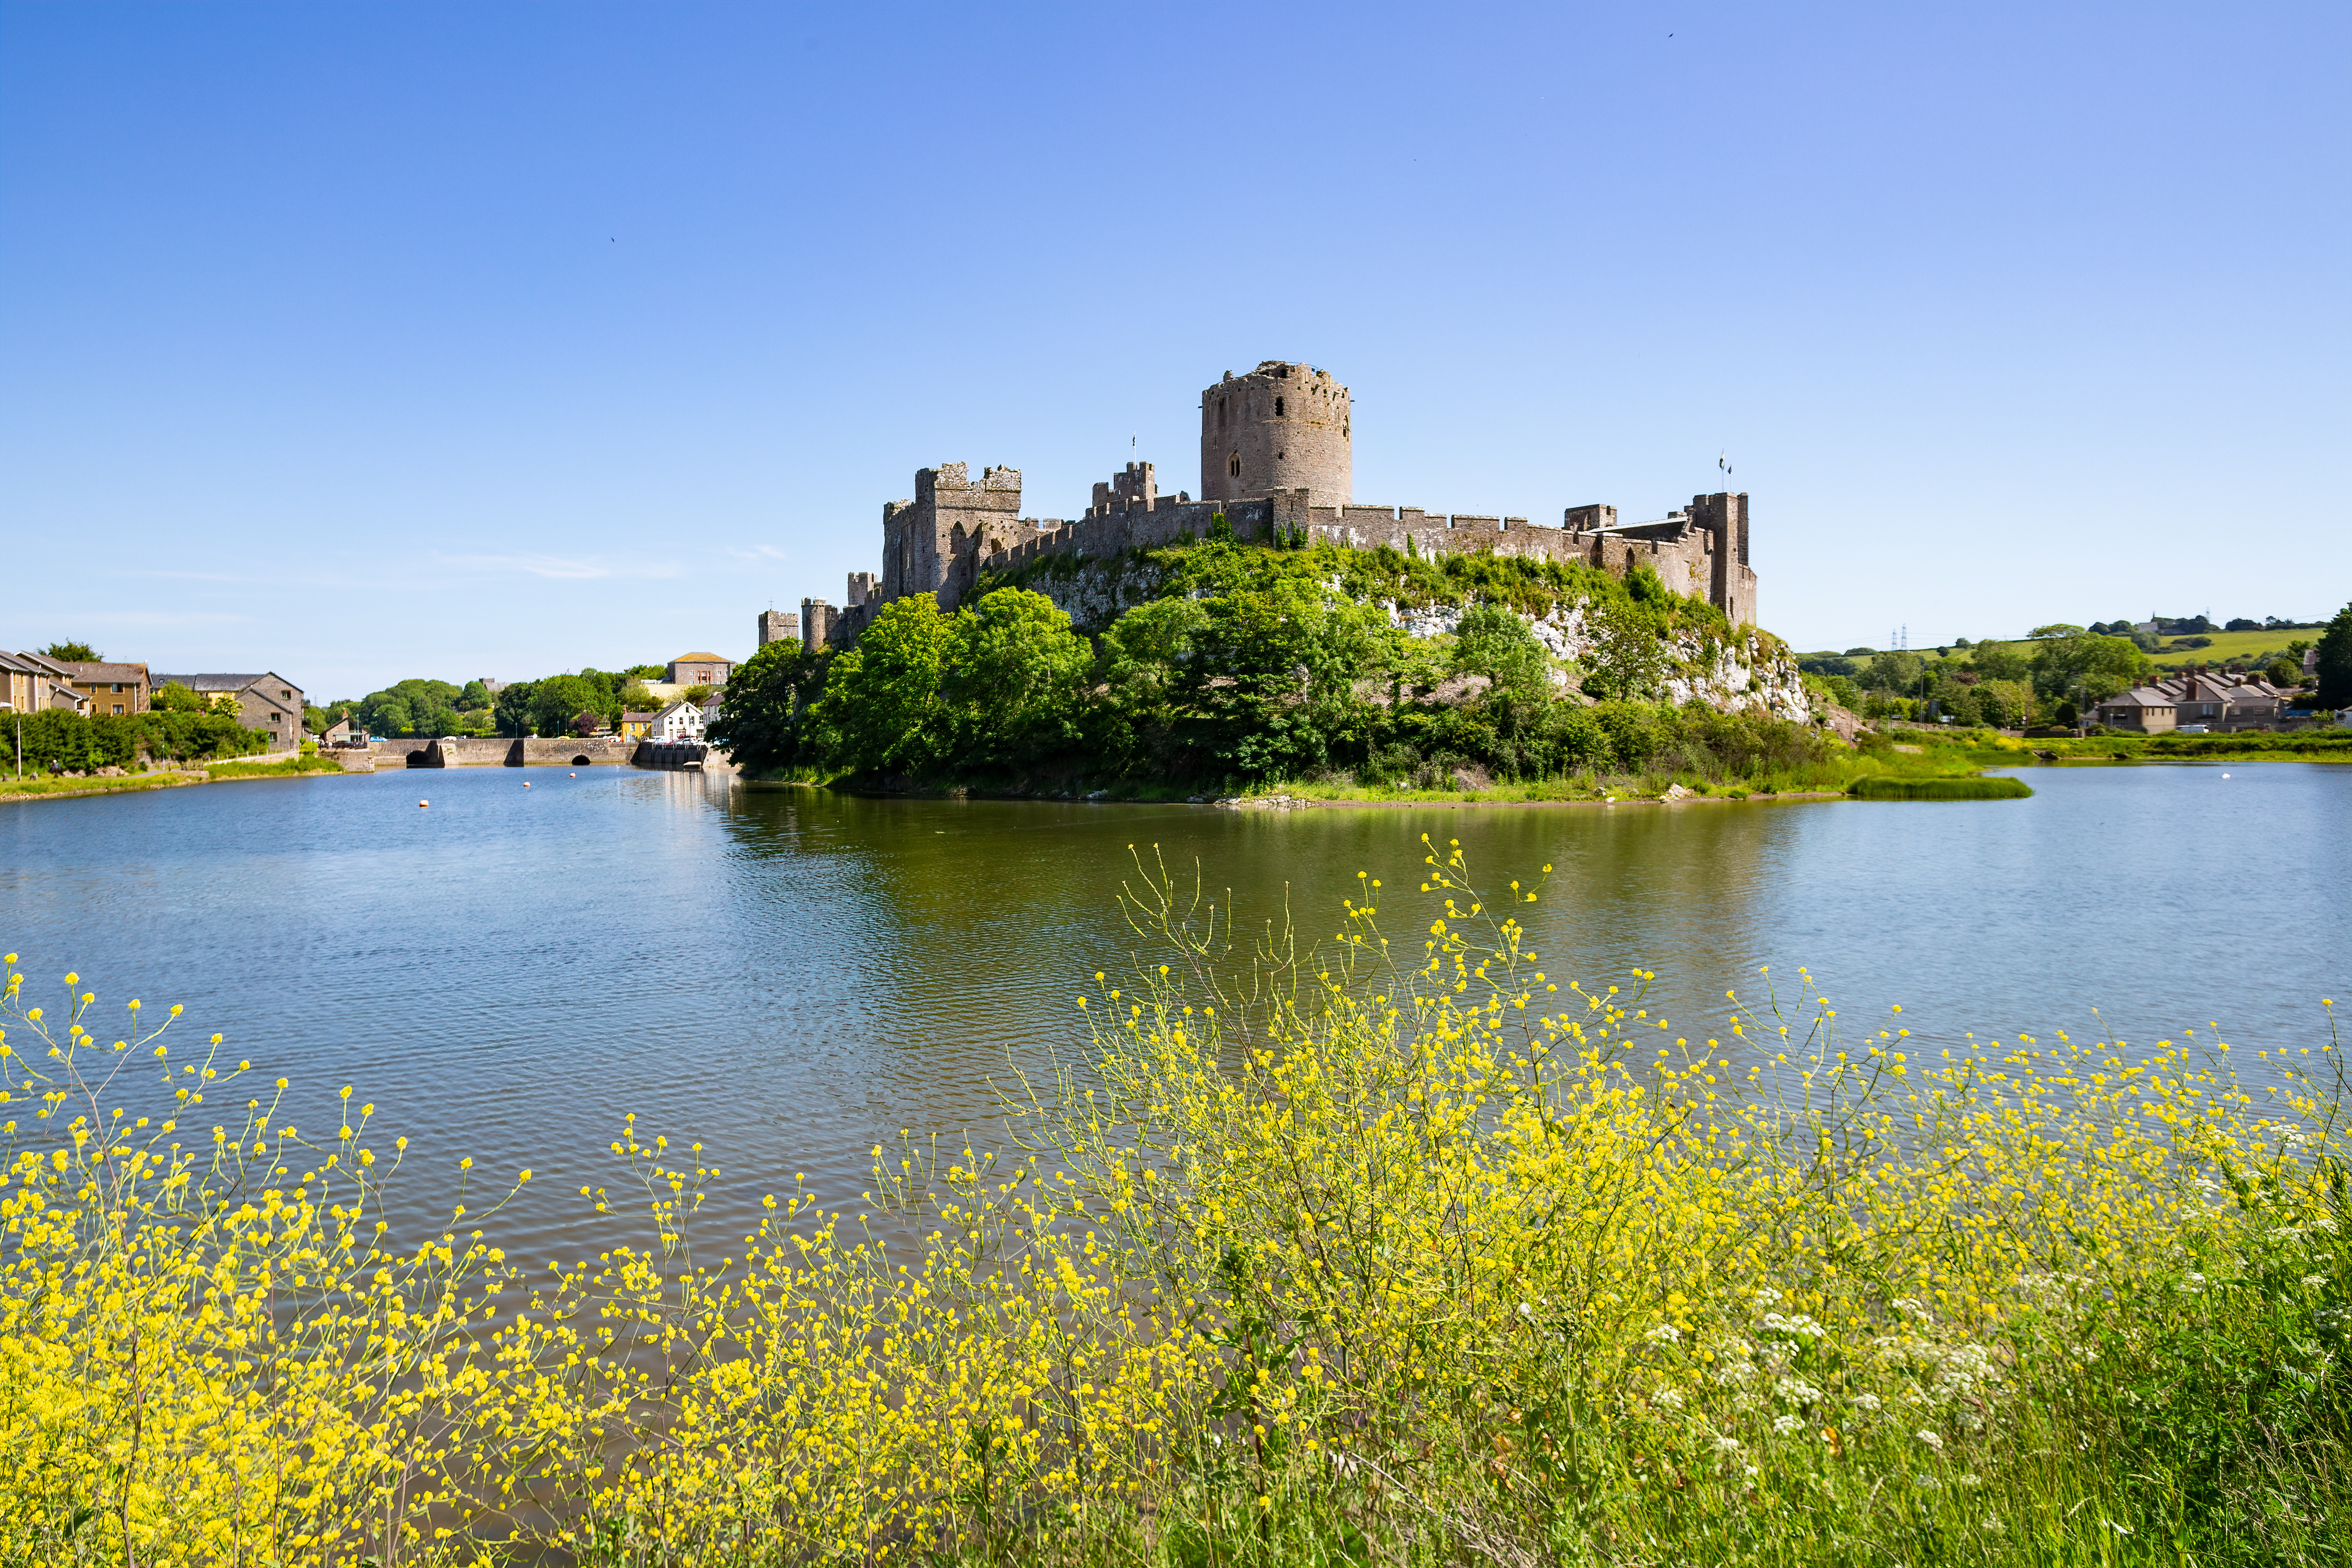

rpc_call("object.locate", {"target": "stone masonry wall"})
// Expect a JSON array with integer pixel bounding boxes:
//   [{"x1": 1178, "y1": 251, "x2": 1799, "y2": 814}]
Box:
[
  {"x1": 364, "y1": 736, "x2": 637, "y2": 766},
  {"x1": 970, "y1": 489, "x2": 1758, "y2": 628},
  {"x1": 1200, "y1": 361, "x2": 1351, "y2": 509}
]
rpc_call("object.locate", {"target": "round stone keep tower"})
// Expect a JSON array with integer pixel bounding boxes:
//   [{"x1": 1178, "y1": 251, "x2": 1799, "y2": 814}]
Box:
[{"x1": 1200, "y1": 361, "x2": 1351, "y2": 508}]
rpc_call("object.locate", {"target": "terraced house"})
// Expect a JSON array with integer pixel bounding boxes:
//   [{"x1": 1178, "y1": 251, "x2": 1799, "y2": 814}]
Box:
[
  {"x1": 57, "y1": 660, "x2": 151, "y2": 716},
  {"x1": 150, "y1": 671, "x2": 307, "y2": 751}
]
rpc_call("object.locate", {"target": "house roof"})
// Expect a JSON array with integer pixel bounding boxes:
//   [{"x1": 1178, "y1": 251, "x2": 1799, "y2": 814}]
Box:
[
  {"x1": 621, "y1": 711, "x2": 659, "y2": 722},
  {"x1": 9, "y1": 651, "x2": 73, "y2": 678},
  {"x1": 653, "y1": 699, "x2": 705, "y2": 718},
  {"x1": 59, "y1": 661, "x2": 151, "y2": 684},
  {"x1": 151, "y1": 672, "x2": 303, "y2": 695},
  {"x1": 669, "y1": 652, "x2": 729, "y2": 664},
  {"x1": 2101, "y1": 687, "x2": 2177, "y2": 708}
]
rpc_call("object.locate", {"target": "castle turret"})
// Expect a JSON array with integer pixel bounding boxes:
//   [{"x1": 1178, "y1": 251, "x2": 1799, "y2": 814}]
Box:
[{"x1": 1200, "y1": 361, "x2": 1350, "y2": 508}]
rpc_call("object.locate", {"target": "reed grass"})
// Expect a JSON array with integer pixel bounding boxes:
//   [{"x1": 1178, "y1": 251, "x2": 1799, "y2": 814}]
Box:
[
  {"x1": 1849, "y1": 775, "x2": 2034, "y2": 800},
  {"x1": 1, "y1": 846, "x2": 2344, "y2": 1565}
]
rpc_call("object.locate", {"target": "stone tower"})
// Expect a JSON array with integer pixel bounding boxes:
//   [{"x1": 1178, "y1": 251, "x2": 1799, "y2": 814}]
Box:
[
  {"x1": 1200, "y1": 361, "x2": 1350, "y2": 508},
  {"x1": 879, "y1": 463, "x2": 1025, "y2": 607}
]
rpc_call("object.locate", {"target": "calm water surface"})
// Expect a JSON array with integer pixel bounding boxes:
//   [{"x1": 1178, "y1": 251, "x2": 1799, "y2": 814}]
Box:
[{"x1": 3, "y1": 763, "x2": 2344, "y2": 1258}]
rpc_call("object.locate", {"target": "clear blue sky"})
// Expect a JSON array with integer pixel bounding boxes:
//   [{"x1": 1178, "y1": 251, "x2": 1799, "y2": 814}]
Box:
[{"x1": 4, "y1": 1, "x2": 2345, "y2": 699}]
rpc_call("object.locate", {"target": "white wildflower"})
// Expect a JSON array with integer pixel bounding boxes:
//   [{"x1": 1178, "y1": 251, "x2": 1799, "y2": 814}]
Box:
[
  {"x1": 1916, "y1": 1429, "x2": 1944, "y2": 1451},
  {"x1": 1983, "y1": 1513, "x2": 2005, "y2": 1536},
  {"x1": 1772, "y1": 1414, "x2": 1804, "y2": 1436},
  {"x1": 1760, "y1": 1311, "x2": 1828, "y2": 1339},
  {"x1": 2270, "y1": 1225, "x2": 2306, "y2": 1240},
  {"x1": 1714, "y1": 1434, "x2": 1744, "y2": 1454},
  {"x1": 2107, "y1": 1520, "x2": 2133, "y2": 1537},
  {"x1": 1753, "y1": 1288, "x2": 1782, "y2": 1310},
  {"x1": 1644, "y1": 1321, "x2": 1682, "y2": 1345},
  {"x1": 1851, "y1": 1392, "x2": 1882, "y2": 1412},
  {"x1": 1892, "y1": 1296, "x2": 1932, "y2": 1320},
  {"x1": 2181, "y1": 1272, "x2": 2207, "y2": 1292},
  {"x1": 2303, "y1": 1275, "x2": 2327, "y2": 1290},
  {"x1": 2313, "y1": 1215, "x2": 2340, "y2": 1235},
  {"x1": 1960, "y1": 1471, "x2": 1983, "y2": 1489},
  {"x1": 1774, "y1": 1376, "x2": 1823, "y2": 1407},
  {"x1": 1653, "y1": 1388, "x2": 1685, "y2": 1410}
]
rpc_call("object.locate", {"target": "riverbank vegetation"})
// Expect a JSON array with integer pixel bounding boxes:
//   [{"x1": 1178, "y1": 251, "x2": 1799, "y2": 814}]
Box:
[
  {"x1": 714, "y1": 542, "x2": 1907, "y2": 800},
  {"x1": 0, "y1": 689, "x2": 274, "y2": 776},
  {"x1": 1799, "y1": 600, "x2": 2352, "y2": 727},
  {"x1": 5, "y1": 846, "x2": 2345, "y2": 1564},
  {"x1": 321, "y1": 667, "x2": 676, "y2": 741}
]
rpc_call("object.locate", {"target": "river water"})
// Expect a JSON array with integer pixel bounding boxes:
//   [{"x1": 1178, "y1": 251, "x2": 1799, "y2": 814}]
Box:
[{"x1": 2, "y1": 762, "x2": 2344, "y2": 1259}]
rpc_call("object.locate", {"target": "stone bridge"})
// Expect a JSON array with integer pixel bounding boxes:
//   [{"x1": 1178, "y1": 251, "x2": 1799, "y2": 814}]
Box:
[{"x1": 362, "y1": 736, "x2": 638, "y2": 768}]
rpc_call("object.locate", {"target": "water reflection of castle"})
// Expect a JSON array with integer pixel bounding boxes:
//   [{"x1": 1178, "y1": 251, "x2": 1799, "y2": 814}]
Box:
[{"x1": 763, "y1": 361, "x2": 1756, "y2": 653}]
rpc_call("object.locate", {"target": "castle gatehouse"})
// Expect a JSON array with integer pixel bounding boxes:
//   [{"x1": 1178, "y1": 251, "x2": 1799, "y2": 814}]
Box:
[{"x1": 792, "y1": 361, "x2": 1755, "y2": 651}]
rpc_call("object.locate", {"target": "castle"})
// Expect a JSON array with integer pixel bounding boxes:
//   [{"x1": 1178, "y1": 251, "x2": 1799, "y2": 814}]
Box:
[{"x1": 760, "y1": 361, "x2": 1756, "y2": 653}]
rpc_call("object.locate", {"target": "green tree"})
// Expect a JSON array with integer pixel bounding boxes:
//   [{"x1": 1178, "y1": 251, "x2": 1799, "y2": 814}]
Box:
[
  {"x1": 1975, "y1": 678, "x2": 2036, "y2": 729},
  {"x1": 529, "y1": 675, "x2": 612, "y2": 739},
  {"x1": 2029, "y1": 625, "x2": 2145, "y2": 704},
  {"x1": 1094, "y1": 597, "x2": 1212, "y2": 772},
  {"x1": 1584, "y1": 596, "x2": 1668, "y2": 702},
  {"x1": 708, "y1": 642, "x2": 830, "y2": 774},
  {"x1": 941, "y1": 588, "x2": 1093, "y2": 769},
  {"x1": 458, "y1": 680, "x2": 491, "y2": 709},
  {"x1": 411, "y1": 696, "x2": 461, "y2": 737},
  {"x1": 1185, "y1": 580, "x2": 1387, "y2": 782},
  {"x1": 809, "y1": 596, "x2": 959, "y2": 775},
  {"x1": 1966, "y1": 642, "x2": 2031, "y2": 683},
  {"x1": 2316, "y1": 602, "x2": 2352, "y2": 707},
  {"x1": 679, "y1": 684, "x2": 713, "y2": 705},
  {"x1": 40, "y1": 641, "x2": 99, "y2": 662},
  {"x1": 1863, "y1": 650, "x2": 1924, "y2": 692},
  {"x1": 1450, "y1": 604, "x2": 1550, "y2": 703},
  {"x1": 150, "y1": 681, "x2": 206, "y2": 713},
  {"x1": 2264, "y1": 658, "x2": 2300, "y2": 688},
  {"x1": 493, "y1": 681, "x2": 539, "y2": 737}
]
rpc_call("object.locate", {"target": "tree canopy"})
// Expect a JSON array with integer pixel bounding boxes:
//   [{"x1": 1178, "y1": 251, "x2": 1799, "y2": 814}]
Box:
[
  {"x1": 2316, "y1": 602, "x2": 2352, "y2": 708},
  {"x1": 713, "y1": 538, "x2": 1776, "y2": 789}
]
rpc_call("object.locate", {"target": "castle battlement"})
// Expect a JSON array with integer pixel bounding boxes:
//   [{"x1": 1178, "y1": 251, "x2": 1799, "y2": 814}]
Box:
[{"x1": 802, "y1": 362, "x2": 1756, "y2": 650}]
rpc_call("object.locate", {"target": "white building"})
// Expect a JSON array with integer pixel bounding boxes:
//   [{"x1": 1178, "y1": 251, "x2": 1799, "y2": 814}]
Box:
[{"x1": 650, "y1": 698, "x2": 706, "y2": 744}]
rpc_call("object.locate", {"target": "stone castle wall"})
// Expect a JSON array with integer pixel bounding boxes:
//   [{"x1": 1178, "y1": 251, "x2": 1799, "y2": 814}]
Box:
[
  {"x1": 809, "y1": 362, "x2": 1758, "y2": 650},
  {"x1": 971, "y1": 488, "x2": 1756, "y2": 628}
]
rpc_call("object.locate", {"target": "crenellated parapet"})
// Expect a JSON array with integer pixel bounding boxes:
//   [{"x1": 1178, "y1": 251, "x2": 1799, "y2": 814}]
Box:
[{"x1": 801, "y1": 361, "x2": 1759, "y2": 650}]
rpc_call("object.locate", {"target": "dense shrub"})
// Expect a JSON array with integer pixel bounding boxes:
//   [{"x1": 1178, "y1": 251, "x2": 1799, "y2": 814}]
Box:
[
  {"x1": 726, "y1": 544, "x2": 1811, "y2": 791},
  {"x1": 0, "y1": 707, "x2": 269, "y2": 773}
]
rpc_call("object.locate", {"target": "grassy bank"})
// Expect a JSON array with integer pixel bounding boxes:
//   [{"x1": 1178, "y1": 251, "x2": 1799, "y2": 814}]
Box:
[
  {"x1": 0, "y1": 770, "x2": 202, "y2": 802},
  {"x1": 6, "y1": 848, "x2": 2344, "y2": 1565},
  {"x1": 203, "y1": 752, "x2": 351, "y2": 781},
  {"x1": 0, "y1": 753, "x2": 348, "y2": 803},
  {"x1": 2016, "y1": 731, "x2": 2352, "y2": 763}
]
